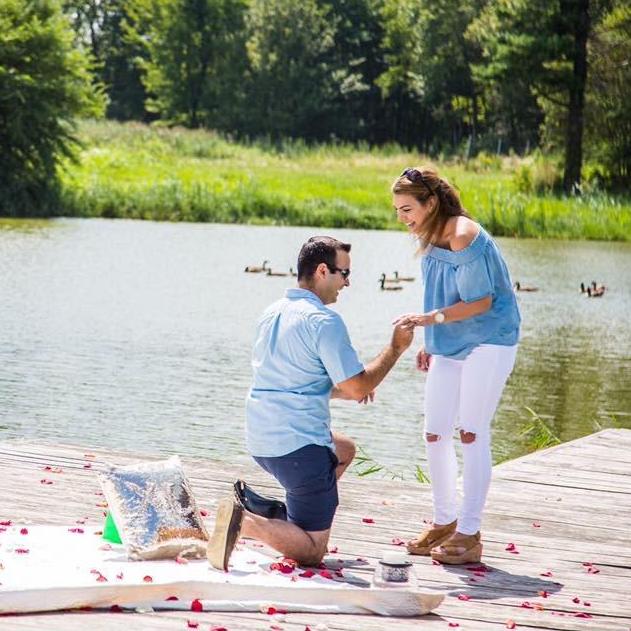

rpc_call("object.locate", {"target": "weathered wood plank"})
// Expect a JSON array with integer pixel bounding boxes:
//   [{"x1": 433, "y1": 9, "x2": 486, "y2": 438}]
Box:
[{"x1": 0, "y1": 430, "x2": 629, "y2": 631}]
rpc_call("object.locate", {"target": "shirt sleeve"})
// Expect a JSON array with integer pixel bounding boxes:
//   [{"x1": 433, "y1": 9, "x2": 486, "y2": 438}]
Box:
[
  {"x1": 455, "y1": 253, "x2": 494, "y2": 302},
  {"x1": 315, "y1": 313, "x2": 364, "y2": 385}
]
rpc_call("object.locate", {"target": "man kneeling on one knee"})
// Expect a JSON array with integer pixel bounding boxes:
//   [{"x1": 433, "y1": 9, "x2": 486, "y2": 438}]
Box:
[{"x1": 207, "y1": 236, "x2": 413, "y2": 570}]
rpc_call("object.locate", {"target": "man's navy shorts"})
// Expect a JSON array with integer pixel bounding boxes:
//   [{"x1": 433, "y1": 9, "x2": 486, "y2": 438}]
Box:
[{"x1": 253, "y1": 444, "x2": 339, "y2": 531}]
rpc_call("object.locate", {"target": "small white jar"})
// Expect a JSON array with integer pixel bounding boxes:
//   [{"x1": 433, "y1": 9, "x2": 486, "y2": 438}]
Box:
[{"x1": 375, "y1": 550, "x2": 413, "y2": 584}]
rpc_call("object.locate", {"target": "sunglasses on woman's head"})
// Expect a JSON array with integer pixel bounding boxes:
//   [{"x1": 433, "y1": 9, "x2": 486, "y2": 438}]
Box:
[{"x1": 401, "y1": 167, "x2": 433, "y2": 194}]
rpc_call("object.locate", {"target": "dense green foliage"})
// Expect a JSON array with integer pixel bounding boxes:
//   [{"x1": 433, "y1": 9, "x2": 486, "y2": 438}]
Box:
[
  {"x1": 1, "y1": 0, "x2": 629, "y2": 218},
  {"x1": 57, "y1": 0, "x2": 630, "y2": 189},
  {"x1": 0, "y1": 0, "x2": 104, "y2": 216},
  {"x1": 58, "y1": 121, "x2": 631, "y2": 241}
]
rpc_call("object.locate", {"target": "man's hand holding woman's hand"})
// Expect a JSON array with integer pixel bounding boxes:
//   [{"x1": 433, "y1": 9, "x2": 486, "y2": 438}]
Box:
[
  {"x1": 392, "y1": 312, "x2": 434, "y2": 329},
  {"x1": 391, "y1": 321, "x2": 414, "y2": 355}
]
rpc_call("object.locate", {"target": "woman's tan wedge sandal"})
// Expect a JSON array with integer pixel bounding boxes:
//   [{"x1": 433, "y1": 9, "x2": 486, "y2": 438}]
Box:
[
  {"x1": 406, "y1": 519, "x2": 457, "y2": 556},
  {"x1": 430, "y1": 531, "x2": 482, "y2": 564}
]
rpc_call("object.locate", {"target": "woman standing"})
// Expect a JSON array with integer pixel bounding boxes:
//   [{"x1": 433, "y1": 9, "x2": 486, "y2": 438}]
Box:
[{"x1": 392, "y1": 166, "x2": 520, "y2": 564}]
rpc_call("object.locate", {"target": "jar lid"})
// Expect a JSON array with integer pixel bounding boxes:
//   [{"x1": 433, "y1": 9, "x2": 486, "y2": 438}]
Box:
[
  {"x1": 379, "y1": 560, "x2": 413, "y2": 568},
  {"x1": 380, "y1": 550, "x2": 411, "y2": 566}
]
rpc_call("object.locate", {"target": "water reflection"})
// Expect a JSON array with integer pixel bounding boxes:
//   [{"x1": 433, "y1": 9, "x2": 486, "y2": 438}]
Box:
[{"x1": 0, "y1": 218, "x2": 629, "y2": 476}]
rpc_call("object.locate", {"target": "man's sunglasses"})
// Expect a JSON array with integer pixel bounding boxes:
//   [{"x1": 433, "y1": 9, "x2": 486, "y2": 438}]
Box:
[
  {"x1": 401, "y1": 167, "x2": 433, "y2": 194},
  {"x1": 326, "y1": 265, "x2": 351, "y2": 279}
]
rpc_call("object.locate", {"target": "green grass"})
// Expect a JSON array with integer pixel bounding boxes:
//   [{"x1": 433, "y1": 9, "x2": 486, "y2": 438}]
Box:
[{"x1": 54, "y1": 120, "x2": 631, "y2": 240}]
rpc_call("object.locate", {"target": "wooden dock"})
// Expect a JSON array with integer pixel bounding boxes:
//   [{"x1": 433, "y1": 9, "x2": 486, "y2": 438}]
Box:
[{"x1": 0, "y1": 428, "x2": 629, "y2": 630}]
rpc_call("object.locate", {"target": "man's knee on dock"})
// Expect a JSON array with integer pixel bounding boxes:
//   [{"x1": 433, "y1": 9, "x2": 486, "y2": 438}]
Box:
[{"x1": 297, "y1": 535, "x2": 328, "y2": 567}]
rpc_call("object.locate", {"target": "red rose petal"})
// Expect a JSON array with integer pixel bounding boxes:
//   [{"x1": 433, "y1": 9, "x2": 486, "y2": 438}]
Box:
[
  {"x1": 574, "y1": 612, "x2": 593, "y2": 618},
  {"x1": 584, "y1": 601, "x2": 591, "y2": 606},
  {"x1": 83, "y1": 463, "x2": 92, "y2": 469},
  {"x1": 20, "y1": 528, "x2": 28, "y2": 535},
  {"x1": 270, "y1": 562, "x2": 294, "y2": 574},
  {"x1": 175, "y1": 555, "x2": 188, "y2": 564},
  {"x1": 391, "y1": 537, "x2": 405, "y2": 546},
  {"x1": 328, "y1": 546, "x2": 338, "y2": 553},
  {"x1": 299, "y1": 570, "x2": 315, "y2": 578},
  {"x1": 270, "y1": 626, "x2": 283, "y2": 631},
  {"x1": 457, "y1": 594, "x2": 471, "y2": 601},
  {"x1": 68, "y1": 528, "x2": 84, "y2": 533},
  {"x1": 143, "y1": 575, "x2": 153, "y2": 583},
  {"x1": 166, "y1": 596, "x2": 179, "y2": 601},
  {"x1": 187, "y1": 621, "x2": 199, "y2": 629},
  {"x1": 538, "y1": 590, "x2": 550, "y2": 598},
  {"x1": 40, "y1": 479, "x2": 53, "y2": 485},
  {"x1": 14, "y1": 548, "x2": 29, "y2": 554},
  {"x1": 532, "y1": 522, "x2": 541, "y2": 528},
  {"x1": 361, "y1": 517, "x2": 374, "y2": 524},
  {"x1": 540, "y1": 571, "x2": 553, "y2": 577},
  {"x1": 210, "y1": 627, "x2": 227, "y2": 631},
  {"x1": 0, "y1": 520, "x2": 11, "y2": 526},
  {"x1": 506, "y1": 620, "x2": 517, "y2": 629},
  {"x1": 199, "y1": 509, "x2": 209, "y2": 517},
  {"x1": 318, "y1": 569, "x2": 333, "y2": 579},
  {"x1": 191, "y1": 599, "x2": 203, "y2": 612},
  {"x1": 466, "y1": 565, "x2": 490, "y2": 573},
  {"x1": 448, "y1": 623, "x2": 460, "y2": 628},
  {"x1": 96, "y1": 574, "x2": 107, "y2": 582},
  {"x1": 110, "y1": 604, "x2": 123, "y2": 613},
  {"x1": 572, "y1": 597, "x2": 581, "y2": 604}
]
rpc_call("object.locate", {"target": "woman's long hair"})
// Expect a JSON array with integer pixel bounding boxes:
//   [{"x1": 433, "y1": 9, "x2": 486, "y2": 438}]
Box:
[{"x1": 391, "y1": 166, "x2": 469, "y2": 252}]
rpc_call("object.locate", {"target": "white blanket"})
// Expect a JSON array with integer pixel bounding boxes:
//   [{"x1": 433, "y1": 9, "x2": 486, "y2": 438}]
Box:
[{"x1": 0, "y1": 525, "x2": 443, "y2": 616}]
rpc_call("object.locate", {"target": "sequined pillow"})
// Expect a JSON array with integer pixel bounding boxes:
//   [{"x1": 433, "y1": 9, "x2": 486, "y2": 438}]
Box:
[{"x1": 98, "y1": 456, "x2": 209, "y2": 560}]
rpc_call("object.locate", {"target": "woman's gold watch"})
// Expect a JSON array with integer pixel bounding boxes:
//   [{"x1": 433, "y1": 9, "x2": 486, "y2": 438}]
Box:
[{"x1": 433, "y1": 310, "x2": 445, "y2": 324}]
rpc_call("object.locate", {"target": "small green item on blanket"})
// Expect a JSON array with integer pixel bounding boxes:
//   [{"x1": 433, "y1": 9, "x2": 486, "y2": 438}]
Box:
[{"x1": 103, "y1": 511, "x2": 122, "y2": 544}]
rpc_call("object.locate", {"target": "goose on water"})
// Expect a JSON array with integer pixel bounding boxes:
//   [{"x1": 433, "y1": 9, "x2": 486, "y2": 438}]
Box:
[
  {"x1": 379, "y1": 276, "x2": 403, "y2": 291},
  {"x1": 380, "y1": 272, "x2": 399, "y2": 284},
  {"x1": 514, "y1": 281, "x2": 538, "y2": 292},
  {"x1": 244, "y1": 260, "x2": 270, "y2": 273},
  {"x1": 266, "y1": 268, "x2": 290, "y2": 277}
]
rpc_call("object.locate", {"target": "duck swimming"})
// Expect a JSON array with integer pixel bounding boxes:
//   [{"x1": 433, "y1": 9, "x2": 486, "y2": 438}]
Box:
[
  {"x1": 394, "y1": 271, "x2": 415, "y2": 282},
  {"x1": 379, "y1": 276, "x2": 403, "y2": 291},
  {"x1": 244, "y1": 260, "x2": 270, "y2": 273},
  {"x1": 514, "y1": 281, "x2": 539, "y2": 292}
]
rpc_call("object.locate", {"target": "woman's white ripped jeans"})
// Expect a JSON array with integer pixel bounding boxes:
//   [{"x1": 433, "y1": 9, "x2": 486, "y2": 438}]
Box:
[{"x1": 424, "y1": 343, "x2": 518, "y2": 535}]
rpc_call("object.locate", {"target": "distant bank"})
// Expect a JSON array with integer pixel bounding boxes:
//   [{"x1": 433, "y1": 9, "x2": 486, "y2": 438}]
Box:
[{"x1": 53, "y1": 121, "x2": 631, "y2": 241}]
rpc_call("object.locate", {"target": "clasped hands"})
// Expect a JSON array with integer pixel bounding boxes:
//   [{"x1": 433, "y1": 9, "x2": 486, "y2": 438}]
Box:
[{"x1": 392, "y1": 312, "x2": 433, "y2": 373}]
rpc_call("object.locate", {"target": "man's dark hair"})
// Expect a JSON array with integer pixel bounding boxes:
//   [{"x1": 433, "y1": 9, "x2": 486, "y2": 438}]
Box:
[{"x1": 297, "y1": 236, "x2": 351, "y2": 281}]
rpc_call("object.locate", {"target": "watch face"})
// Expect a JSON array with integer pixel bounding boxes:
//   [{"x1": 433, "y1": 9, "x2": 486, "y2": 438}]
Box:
[{"x1": 434, "y1": 311, "x2": 445, "y2": 323}]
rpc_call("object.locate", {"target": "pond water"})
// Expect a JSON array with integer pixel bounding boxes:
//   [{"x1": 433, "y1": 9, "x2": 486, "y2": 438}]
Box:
[{"x1": 1, "y1": 218, "x2": 629, "y2": 478}]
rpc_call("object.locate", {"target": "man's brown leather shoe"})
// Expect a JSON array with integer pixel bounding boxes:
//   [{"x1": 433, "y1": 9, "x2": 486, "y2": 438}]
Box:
[{"x1": 207, "y1": 497, "x2": 244, "y2": 571}]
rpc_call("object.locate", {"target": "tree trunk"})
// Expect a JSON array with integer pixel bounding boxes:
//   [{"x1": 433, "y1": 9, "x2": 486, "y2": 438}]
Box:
[{"x1": 563, "y1": 0, "x2": 590, "y2": 194}]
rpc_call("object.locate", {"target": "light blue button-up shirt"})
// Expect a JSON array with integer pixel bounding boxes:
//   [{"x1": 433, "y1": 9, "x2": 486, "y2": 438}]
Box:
[
  {"x1": 246, "y1": 288, "x2": 364, "y2": 457},
  {"x1": 422, "y1": 226, "x2": 521, "y2": 359}
]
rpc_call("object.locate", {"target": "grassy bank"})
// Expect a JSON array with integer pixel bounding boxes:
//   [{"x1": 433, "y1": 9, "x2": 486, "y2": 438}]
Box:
[{"x1": 57, "y1": 120, "x2": 631, "y2": 240}]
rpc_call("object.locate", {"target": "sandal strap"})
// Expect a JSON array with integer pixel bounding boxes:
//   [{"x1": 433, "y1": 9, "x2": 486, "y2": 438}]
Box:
[
  {"x1": 411, "y1": 521, "x2": 456, "y2": 546},
  {"x1": 435, "y1": 533, "x2": 480, "y2": 555}
]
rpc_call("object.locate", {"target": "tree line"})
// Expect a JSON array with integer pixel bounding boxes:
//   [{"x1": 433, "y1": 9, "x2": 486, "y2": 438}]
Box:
[{"x1": 1, "y1": 0, "x2": 629, "y2": 215}]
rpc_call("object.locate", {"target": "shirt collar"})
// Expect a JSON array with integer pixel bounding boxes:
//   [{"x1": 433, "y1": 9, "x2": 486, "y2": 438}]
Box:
[{"x1": 285, "y1": 287, "x2": 324, "y2": 305}]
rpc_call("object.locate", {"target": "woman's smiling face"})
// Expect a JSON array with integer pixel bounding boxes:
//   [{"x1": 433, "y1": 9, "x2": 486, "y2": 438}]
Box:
[{"x1": 393, "y1": 193, "x2": 434, "y2": 234}]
